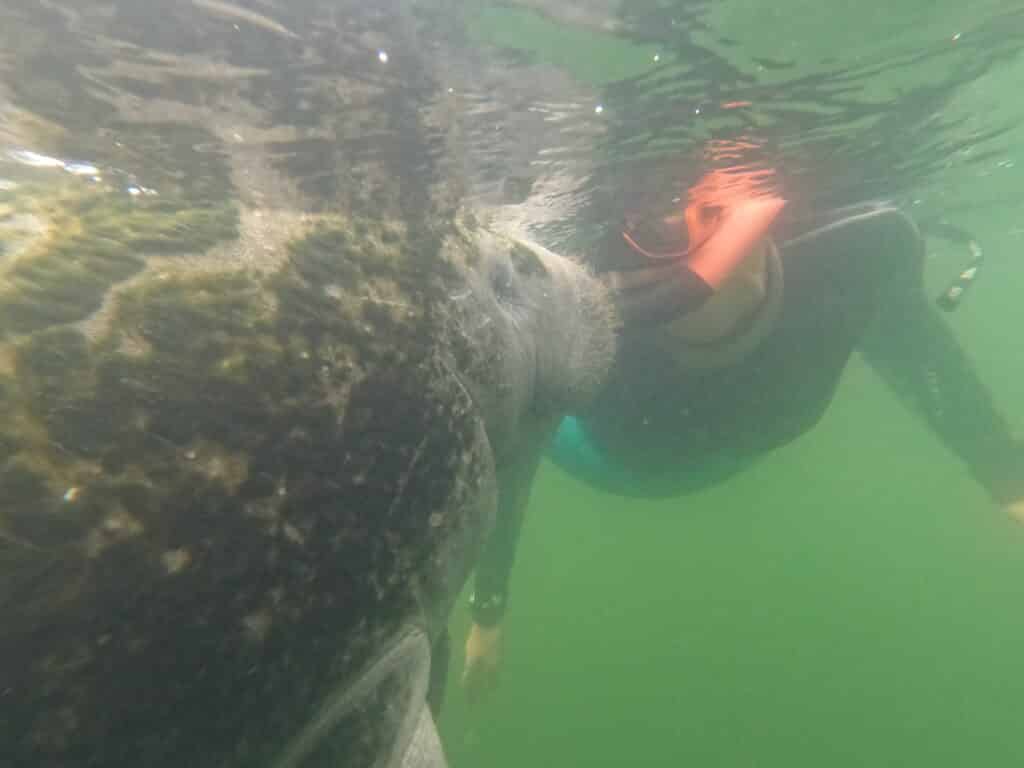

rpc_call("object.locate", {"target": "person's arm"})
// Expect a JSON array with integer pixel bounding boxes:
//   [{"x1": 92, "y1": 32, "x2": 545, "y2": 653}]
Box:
[
  {"x1": 469, "y1": 450, "x2": 538, "y2": 628},
  {"x1": 855, "y1": 210, "x2": 1024, "y2": 509},
  {"x1": 462, "y1": 444, "x2": 544, "y2": 701}
]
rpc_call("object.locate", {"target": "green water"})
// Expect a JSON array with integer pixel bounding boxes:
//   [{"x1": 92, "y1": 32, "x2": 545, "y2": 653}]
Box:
[{"x1": 441, "y1": 5, "x2": 1024, "y2": 766}]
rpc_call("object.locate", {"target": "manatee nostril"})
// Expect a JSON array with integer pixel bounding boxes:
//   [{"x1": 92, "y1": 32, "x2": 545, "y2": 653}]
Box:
[{"x1": 510, "y1": 242, "x2": 549, "y2": 278}]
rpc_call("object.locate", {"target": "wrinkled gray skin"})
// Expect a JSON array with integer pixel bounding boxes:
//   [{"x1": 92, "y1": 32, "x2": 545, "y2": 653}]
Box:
[{"x1": 0, "y1": 2, "x2": 616, "y2": 766}]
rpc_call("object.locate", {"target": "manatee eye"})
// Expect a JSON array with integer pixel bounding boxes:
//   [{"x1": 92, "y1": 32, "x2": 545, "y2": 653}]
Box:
[
  {"x1": 509, "y1": 243, "x2": 549, "y2": 278},
  {"x1": 490, "y1": 261, "x2": 515, "y2": 300}
]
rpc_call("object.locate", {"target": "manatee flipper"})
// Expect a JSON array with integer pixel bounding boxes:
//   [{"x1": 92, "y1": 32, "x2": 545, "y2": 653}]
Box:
[
  {"x1": 399, "y1": 707, "x2": 448, "y2": 768},
  {"x1": 274, "y1": 627, "x2": 438, "y2": 768}
]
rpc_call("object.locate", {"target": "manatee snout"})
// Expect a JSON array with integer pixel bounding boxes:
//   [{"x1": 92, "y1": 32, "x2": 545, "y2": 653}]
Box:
[{"x1": 452, "y1": 226, "x2": 617, "y2": 453}]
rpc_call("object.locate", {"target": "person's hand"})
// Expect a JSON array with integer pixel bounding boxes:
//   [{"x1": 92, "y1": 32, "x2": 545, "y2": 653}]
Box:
[
  {"x1": 1006, "y1": 499, "x2": 1024, "y2": 524},
  {"x1": 462, "y1": 622, "x2": 503, "y2": 704}
]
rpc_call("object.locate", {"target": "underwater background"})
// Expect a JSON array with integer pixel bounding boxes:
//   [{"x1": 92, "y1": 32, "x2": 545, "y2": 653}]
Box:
[
  {"x1": 1, "y1": 0, "x2": 1022, "y2": 764},
  {"x1": 441, "y1": 3, "x2": 1024, "y2": 766}
]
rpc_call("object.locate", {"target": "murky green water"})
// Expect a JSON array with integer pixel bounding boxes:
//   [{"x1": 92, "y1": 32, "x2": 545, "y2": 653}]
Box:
[{"x1": 443, "y1": 358, "x2": 1024, "y2": 766}]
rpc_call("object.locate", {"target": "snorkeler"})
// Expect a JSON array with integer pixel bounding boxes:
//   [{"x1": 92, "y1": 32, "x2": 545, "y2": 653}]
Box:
[{"x1": 460, "y1": 154, "x2": 1024, "y2": 702}]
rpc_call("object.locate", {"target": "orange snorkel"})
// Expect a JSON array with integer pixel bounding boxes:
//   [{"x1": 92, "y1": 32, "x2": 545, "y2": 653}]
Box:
[{"x1": 621, "y1": 145, "x2": 787, "y2": 293}]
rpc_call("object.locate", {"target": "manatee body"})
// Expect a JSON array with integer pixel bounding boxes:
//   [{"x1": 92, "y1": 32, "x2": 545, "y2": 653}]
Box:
[{"x1": 0, "y1": 187, "x2": 614, "y2": 766}]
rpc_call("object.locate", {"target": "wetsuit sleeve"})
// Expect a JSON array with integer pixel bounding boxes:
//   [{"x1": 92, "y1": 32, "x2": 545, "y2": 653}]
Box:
[
  {"x1": 470, "y1": 448, "x2": 543, "y2": 627},
  {"x1": 857, "y1": 213, "x2": 1024, "y2": 505}
]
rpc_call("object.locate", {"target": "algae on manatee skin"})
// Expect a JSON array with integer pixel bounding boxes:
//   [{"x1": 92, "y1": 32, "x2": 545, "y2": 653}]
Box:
[
  {"x1": 0, "y1": 174, "x2": 238, "y2": 337},
  {"x1": 0, "y1": 204, "x2": 491, "y2": 767},
  {"x1": 0, "y1": 210, "x2": 451, "y2": 559},
  {"x1": 0, "y1": 107, "x2": 240, "y2": 336}
]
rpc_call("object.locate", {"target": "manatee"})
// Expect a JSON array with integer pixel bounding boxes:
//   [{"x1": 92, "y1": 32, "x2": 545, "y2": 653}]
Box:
[
  {"x1": 0, "y1": 176, "x2": 616, "y2": 767},
  {"x1": 0, "y1": 1, "x2": 618, "y2": 766}
]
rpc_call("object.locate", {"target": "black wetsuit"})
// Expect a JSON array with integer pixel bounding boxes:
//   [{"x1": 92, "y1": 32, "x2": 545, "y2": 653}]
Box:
[{"x1": 468, "y1": 203, "x2": 1024, "y2": 629}]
